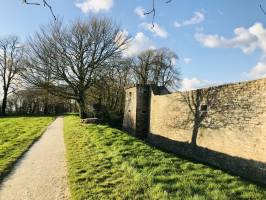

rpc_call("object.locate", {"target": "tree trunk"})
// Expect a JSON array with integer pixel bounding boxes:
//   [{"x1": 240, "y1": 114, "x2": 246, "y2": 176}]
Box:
[
  {"x1": 43, "y1": 101, "x2": 49, "y2": 115},
  {"x1": 1, "y1": 90, "x2": 8, "y2": 116},
  {"x1": 191, "y1": 89, "x2": 202, "y2": 147},
  {"x1": 191, "y1": 120, "x2": 199, "y2": 147},
  {"x1": 77, "y1": 97, "x2": 87, "y2": 119},
  {"x1": 191, "y1": 107, "x2": 201, "y2": 147}
]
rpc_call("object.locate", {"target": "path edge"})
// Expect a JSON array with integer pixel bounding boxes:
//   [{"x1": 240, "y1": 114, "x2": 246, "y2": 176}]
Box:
[{"x1": 0, "y1": 117, "x2": 56, "y2": 183}]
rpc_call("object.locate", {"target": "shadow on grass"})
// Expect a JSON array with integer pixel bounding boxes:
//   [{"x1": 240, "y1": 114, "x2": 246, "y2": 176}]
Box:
[
  {"x1": 145, "y1": 133, "x2": 266, "y2": 187},
  {"x1": 83, "y1": 121, "x2": 266, "y2": 188},
  {"x1": 65, "y1": 116, "x2": 266, "y2": 199},
  {"x1": 105, "y1": 121, "x2": 266, "y2": 187}
]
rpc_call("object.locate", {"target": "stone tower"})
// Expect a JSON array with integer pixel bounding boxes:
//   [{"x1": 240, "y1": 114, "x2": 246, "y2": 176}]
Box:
[
  {"x1": 123, "y1": 85, "x2": 151, "y2": 138},
  {"x1": 123, "y1": 84, "x2": 169, "y2": 137}
]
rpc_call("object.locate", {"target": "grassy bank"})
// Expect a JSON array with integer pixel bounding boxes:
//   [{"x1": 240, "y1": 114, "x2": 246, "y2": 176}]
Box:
[
  {"x1": 0, "y1": 116, "x2": 53, "y2": 178},
  {"x1": 64, "y1": 115, "x2": 266, "y2": 200}
]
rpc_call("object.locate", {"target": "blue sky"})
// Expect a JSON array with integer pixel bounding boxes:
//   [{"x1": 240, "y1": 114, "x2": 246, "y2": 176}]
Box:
[{"x1": 1, "y1": 0, "x2": 266, "y2": 89}]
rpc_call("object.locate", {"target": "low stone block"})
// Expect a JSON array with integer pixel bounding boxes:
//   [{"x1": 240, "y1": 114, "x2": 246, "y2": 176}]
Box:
[{"x1": 81, "y1": 118, "x2": 101, "y2": 124}]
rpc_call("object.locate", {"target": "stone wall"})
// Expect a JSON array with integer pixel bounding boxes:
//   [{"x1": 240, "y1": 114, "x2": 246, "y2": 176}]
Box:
[
  {"x1": 123, "y1": 87, "x2": 137, "y2": 135},
  {"x1": 135, "y1": 85, "x2": 151, "y2": 137},
  {"x1": 150, "y1": 79, "x2": 266, "y2": 163},
  {"x1": 123, "y1": 79, "x2": 266, "y2": 185},
  {"x1": 123, "y1": 85, "x2": 151, "y2": 138}
]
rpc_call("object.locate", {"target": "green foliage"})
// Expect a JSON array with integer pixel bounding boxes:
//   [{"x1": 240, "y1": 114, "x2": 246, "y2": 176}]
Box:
[
  {"x1": 0, "y1": 116, "x2": 53, "y2": 178},
  {"x1": 64, "y1": 115, "x2": 266, "y2": 200}
]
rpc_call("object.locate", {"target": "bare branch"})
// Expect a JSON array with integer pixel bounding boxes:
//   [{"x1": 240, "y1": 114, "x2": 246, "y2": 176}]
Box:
[
  {"x1": 260, "y1": 4, "x2": 266, "y2": 15},
  {"x1": 43, "y1": 0, "x2": 56, "y2": 20},
  {"x1": 145, "y1": 0, "x2": 174, "y2": 27},
  {"x1": 23, "y1": 0, "x2": 56, "y2": 20},
  {"x1": 144, "y1": 0, "x2": 156, "y2": 28},
  {"x1": 165, "y1": 0, "x2": 173, "y2": 3},
  {"x1": 23, "y1": 0, "x2": 40, "y2": 5}
]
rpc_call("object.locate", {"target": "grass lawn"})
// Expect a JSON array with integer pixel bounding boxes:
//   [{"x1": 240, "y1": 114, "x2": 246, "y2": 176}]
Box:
[
  {"x1": 64, "y1": 115, "x2": 266, "y2": 200},
  {"x1": 0, "y1": 116, "x2": 54, "y2": 179}
]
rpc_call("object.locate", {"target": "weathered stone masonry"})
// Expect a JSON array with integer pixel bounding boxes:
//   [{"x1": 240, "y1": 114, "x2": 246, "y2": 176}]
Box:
[{"x1": 123, "y1": 79, "x2": 266, "y2": 185}]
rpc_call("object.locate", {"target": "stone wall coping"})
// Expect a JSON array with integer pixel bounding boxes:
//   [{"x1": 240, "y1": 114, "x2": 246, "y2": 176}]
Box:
[{"x1": 125, "y1": 77, "x2": 266, "y2": 95}]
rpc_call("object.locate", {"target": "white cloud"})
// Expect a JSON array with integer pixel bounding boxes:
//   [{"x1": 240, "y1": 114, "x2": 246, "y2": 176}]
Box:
[
  {"x1": 123, "y1": 32, "x2": 155, "y2": 57},
  {"x1": 195, "y1": 22, "x2": 266, "y2": 55},
  {"x1": 180, "y1": 78, "x2": 220, "y2": 91},
  {"x1": 174, "y1": 11, "x2": 205, "y2": 28},
  {"x1": 245, "y1": 62, "x2": 266, "y2": 79},
  {"x1": 75, "y1": 0, "x2": 113, "y2": 13},
  {"x1": 134, "y1": 6, "x2": 145, "y2": 19},
  {"x1": 141, "y1": 22, "x2": 168, "y2": 38},
  {"x1": 184, "y1": 57, "x2": 192, "y2": 64}
]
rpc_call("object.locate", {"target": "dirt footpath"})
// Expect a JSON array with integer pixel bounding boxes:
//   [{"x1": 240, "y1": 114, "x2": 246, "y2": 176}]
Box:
[{"x1": 0, "y1": 117, "x2": 70, "y2": 200}]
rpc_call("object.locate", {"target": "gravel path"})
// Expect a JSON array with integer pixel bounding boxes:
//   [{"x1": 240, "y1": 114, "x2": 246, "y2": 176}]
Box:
[{"x1": 0, "y1": 117, "x2": 70, "y2": 200}]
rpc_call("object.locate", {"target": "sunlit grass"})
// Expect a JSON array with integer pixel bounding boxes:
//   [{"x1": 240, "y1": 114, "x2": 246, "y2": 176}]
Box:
[
  {"x1": 64, "y1": 115, "x2": 266, "y2": 200},
  {"x1": 0, "y1": 116, "x2": 54, "y2": 178}
]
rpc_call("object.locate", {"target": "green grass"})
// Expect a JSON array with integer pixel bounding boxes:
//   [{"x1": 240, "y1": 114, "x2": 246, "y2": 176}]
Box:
[
  {"x1": 64, "y1": 115, "x2": 266, "y2": 200},
  {"x1": 0, "y1": 116, "x2": 54, "y2": 178}
]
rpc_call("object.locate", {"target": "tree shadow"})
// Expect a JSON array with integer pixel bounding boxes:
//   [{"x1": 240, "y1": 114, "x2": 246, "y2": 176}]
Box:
[
  {"x1": 146, "y1": 132, "x2": 266, "y2": 186},
  {"x1": 173, "y1": 85, "x2": 262, "y2": 147}
]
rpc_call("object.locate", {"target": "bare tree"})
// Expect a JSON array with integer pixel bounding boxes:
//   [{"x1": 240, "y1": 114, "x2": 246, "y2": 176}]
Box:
[
  {"x1": 86, "y1": 57, "x2": 133, "y2": 117},
  {"x1": 132, "y1": 50, "x2": 155, "y2": 85},
  {"x1": 131, "y1": 48, "x2": 180, "y2": 89},
  {"x1": 0, "y1": 36, "x2": 24, "y2": 116},
  {"x1": 153, "y1": 48, "x2": 180, "y2": 88},
  {"x1": 23, "y1": 18, "x2": 129, "y2": 118}
]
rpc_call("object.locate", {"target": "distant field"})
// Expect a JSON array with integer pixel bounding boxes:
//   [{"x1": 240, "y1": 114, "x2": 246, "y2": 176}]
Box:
[
  {"x1": 0, "y1": 116, "x2": 54, "y2": 178},
  {"x1": 64, "y1": 115, "x2": 266, "y2": 200}
]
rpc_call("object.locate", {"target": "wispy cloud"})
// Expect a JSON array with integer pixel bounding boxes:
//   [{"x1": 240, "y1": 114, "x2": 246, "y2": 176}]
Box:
[
  {"x1": 134, "y1": 6, "x2": 145, "y2": 19},
  {"x1": 180, "y1": 78, "x2": 221, "y2": 91},
  {"x1": 245, "y1": 62, "x2": 266, "y2": 79},
  {"x1": 195, "y1": 22, "x2": 266, "y2": 80},
  {"x1": 195, "y1": 22, "x2": 266, "y2": 55},
  {"x1": 75, "y1": 0, "x2": 114, "y2": 13},
  {"x1": 123, "y1": 32, "x2": 156, "y2": 57},
  {"x1": 174, "y1": 11, "x2": 205, "y2": 28},
  {"x1": 141, "y1": 22, "x2": 168, "y2": 38}
]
